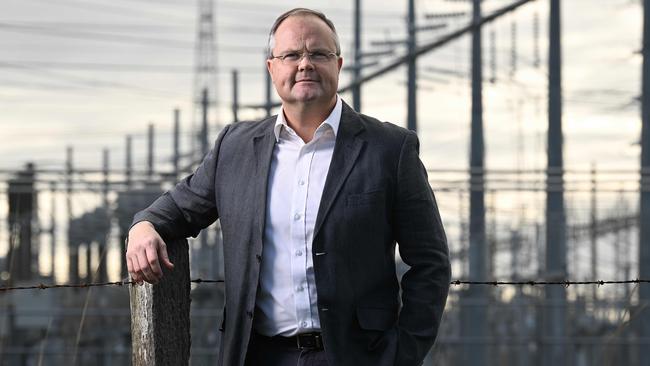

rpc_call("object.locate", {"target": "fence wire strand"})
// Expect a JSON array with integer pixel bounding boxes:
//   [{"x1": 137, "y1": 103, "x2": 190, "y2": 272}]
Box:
[{"x1": 1, "y1": 278, "x2": 649, "y2": 292}]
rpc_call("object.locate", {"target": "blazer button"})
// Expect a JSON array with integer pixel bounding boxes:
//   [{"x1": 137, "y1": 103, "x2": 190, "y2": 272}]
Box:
[
  {"x1": 246, "y1": 310, "x2": 253, "y2": 318},
  {"x1": 256, "y1": 254, "x2": 262, "y2": 263}
]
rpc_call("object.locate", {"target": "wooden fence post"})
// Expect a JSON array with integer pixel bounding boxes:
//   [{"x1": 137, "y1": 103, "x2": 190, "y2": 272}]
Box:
[{"x1": 130, "y1": 238, "x2": 191, "y2": 366}]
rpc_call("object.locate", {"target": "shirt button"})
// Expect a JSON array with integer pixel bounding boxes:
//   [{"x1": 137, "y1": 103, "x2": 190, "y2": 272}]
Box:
[
  {"x1": 299, "y1": 180, "x2": 305, "y2": 186},
  {"x1": 301, "y1": 321, "x2": 308, "y2": 328},
  {"x1": 296, "y1": 285, "x2": 303, "y2": 292},
  {"x1": 295, "y1": 250, "x2": 303, "y2": 256},
  {"x1": 294, "y1": 213, "x2": 301, "y2": 220}
]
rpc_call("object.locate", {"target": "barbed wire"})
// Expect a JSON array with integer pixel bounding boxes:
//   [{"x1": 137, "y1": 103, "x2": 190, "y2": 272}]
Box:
[
  {"x1": 1, "y1": 278, "x2": 649, "y2": 292},
  {"x1": 450, "y1": 279, "x2": 650, "y2": 287},
  {"x1": 0, "y1": 278, "x2": 224, "y2": 292}
]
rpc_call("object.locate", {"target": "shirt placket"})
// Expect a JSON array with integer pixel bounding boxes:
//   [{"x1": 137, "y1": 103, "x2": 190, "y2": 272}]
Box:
[
  {"x1": 290, "y1": 138, "x2": 316, "y2": 331},
  {"x1": 304, "y1": 131, "x2": 326, "y2": 331}
]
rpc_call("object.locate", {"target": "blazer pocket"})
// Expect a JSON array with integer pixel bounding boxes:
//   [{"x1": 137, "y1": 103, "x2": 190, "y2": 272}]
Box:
[
  {"x1": 347, "y1": 190, "x2": 385, "y2": 207},
  {"x1": 356, "y1": 306, "x2": 397, "y2": 331}
]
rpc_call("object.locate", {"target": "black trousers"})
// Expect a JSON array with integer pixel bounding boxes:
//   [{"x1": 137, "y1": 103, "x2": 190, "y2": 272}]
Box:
[{"x1": 244, "y1": 333, "x2": 329, "y2": 366}]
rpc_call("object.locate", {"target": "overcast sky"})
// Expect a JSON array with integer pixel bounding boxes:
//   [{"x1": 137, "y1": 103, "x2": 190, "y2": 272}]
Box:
[{"x1": 1, "y1": 0, "x2": 641, "y2": 171}]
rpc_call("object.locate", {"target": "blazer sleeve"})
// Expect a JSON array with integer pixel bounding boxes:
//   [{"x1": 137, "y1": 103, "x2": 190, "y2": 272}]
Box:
[
  {"x1": 132, "y1": 125, "x2": 231, "y2": 241},
  {"x1": 393, "y1": 130, "x2": 451, "y2": 366}
]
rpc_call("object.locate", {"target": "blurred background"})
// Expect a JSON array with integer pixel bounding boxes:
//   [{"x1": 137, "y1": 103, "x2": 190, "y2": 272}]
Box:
[{"x1": 0, "y1": 0, "x2": 647, "y2": 364}]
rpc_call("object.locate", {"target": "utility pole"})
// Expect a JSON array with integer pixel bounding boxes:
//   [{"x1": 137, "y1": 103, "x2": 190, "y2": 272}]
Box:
[
  {"x1": 193, "y1": 0, "x2": 218, "y2": 161},
  {"x1": 533, "y1": 11, "x2": 541, "y2": 69},
  {"x1": 352, "y1": 0, "x2": 362, "y2": 112},
  {"x1": 511, "y1": 230, "x2": 521, "y2": 280},
  {"x1": 125, "y1": 135, "x2": 133, "y2": 190},
  {"x1": 544, "y1": 0, "x2": 567, "y2": 365},
  {"x1": 147, "y1": 123, "x2": 154, "y2": 181},
  {"x1": 510, "y1": 20, "x2": 517, "y2": 78},
  {"x1": 406, "y1": 0, "x2": 417, "y2": 131},
  {"x1": 50, "y1": 181, "x2": 57, "y2": 282},
  {"x1": 66, "y1": 146, "x2": 78, "y2": 285},
  {"x1": 85, "y1": 236, "x2": 93, "y2": 282},
  {"x1": 458, "y1": 190, "x2": 469, "y2": 276},
  {"x1": 232, "y1": 69, "x2": 239, "y2": 122},
  {"x1": 639, "y1": 0, "x2": 650, "y2": 364},
  {"x1": 201, "y1": 88, "x2": 209, "y2": 157},
  {"x1": 489, "y1": 27, "x2": 497, "y2": 83},
  {"x1": 195, "y1": 88, "x2": 210, "y2": 279},
  {"x1": 173, "y1": 109, "x2": 180, "y2": 178},
  {"x1": 463, "y1": 0, "x2": 488, "y2": 364},
  {"x1": 590, "y1": 163, "x2": 597, "y2": 300},
  {"x1": 98, "y1": 148, "x2": 109, "y2": 283},
  {"x1": 122, "y1": 137, "x2": 132, "y2": 277},
  {"x1": 102, "y1": 149, "x2": 110, "y2": 211},
  {"x1": 7, "y1": 163, "x2": 37, "y2": 282}
]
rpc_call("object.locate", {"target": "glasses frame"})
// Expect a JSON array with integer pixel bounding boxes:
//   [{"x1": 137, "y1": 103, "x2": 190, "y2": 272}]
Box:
[{"x1": 270, "y1": 50, "x2": 339, "y2": 65}]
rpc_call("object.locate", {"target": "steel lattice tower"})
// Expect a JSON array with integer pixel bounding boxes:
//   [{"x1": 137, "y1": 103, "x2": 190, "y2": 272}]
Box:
[{"x1": 192, "y1": 0, "x2": 218, "y2": 161}]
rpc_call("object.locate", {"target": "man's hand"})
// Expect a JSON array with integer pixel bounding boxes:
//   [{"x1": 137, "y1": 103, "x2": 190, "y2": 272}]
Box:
[{"x1": 126, "y1": 221, "x2": 174, "y2": 285}]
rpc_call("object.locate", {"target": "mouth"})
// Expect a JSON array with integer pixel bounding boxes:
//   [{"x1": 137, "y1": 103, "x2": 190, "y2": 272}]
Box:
[{"x1": 295, "y1": 79, "x2": 318, "y2": 83}]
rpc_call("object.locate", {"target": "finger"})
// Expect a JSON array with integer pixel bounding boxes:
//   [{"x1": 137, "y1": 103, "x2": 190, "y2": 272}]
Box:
[
  {"x1": 126, "y1": 253, "x2": 134, "y2": 275},
  {"x1": 135, "y1": 250, "x2": 157, "y2": 284},
  {"x1": 158, "y1": 242, "x2": 174, "y2": 269},
  {"x1": 127, "y1": 256, "x2": 142, "y2": 284},
  {"x1": 145, "y1": 245, "x2": 163, "y2": 279}
]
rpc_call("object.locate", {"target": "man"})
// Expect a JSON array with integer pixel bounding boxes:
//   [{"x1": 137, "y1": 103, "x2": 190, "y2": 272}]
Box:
[{"x1": 126, "y1": 8, "x2": 450, "y2": 366}]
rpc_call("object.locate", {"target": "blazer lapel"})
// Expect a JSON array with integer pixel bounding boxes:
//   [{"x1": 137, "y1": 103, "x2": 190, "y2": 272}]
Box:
[
  {"x1": 313, "y1": 102, "x2": 365, "y2": 239},
  {"x1": 252, "y1": 118, "x2": 277, "y2": 241}
]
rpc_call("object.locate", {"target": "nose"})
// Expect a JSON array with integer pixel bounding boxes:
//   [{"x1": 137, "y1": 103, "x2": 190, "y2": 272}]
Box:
[{"x1": 297, "y1": 54, "x2": 315, "y2": 71}]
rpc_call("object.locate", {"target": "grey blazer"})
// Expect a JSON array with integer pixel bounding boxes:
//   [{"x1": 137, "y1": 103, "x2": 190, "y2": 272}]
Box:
[{"x1": 134, "y1": 102, "x2": 451, "y2": 366}]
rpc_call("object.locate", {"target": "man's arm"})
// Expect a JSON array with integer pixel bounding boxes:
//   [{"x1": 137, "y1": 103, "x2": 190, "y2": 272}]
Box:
[
  {"x1": 126, "y1": 125, "x2": 231, "y2": 284},
  {"x1": 393, "y1": 131, "x2": 451, "y2": 365}
]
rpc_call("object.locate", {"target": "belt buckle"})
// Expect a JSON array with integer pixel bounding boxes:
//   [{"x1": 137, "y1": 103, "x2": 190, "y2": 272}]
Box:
[{"x1": 296, "y1": 333, "x2": 323, "y2": 350}]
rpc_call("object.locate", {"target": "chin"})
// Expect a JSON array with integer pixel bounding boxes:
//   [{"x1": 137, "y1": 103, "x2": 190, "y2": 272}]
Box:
[{"x1": 292, "y1": 93, "x2": 322, "y2": 103}]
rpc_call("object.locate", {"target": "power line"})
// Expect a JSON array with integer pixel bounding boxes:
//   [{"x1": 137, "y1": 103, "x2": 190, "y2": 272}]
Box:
[
  {"x1": 244, "y1": 0, "x2": 537, "y2": 109},
  {"x1": 216, "y1": 1, "x2": 403, "y2": 19},
  {"x1": 0, "y1": 22, "x2": 262, "y2": 53},
  {"x1": 20, "y1": 0, "x2": 193, "y2": 23},
  {"x1": 0, "y1": 19, "x2": 405, "y2": 34},
  {"x1": 0, "y1": 20, "x2": 190, "y2": 30},
  {"x1": 1, "y1": 62, "x2": 181, "y2": 98},
  {"x1": 0, "y1": 60, "x2": 263, "y2": 74}
]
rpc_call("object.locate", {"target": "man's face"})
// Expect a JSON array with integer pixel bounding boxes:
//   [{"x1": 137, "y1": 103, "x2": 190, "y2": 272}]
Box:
[{"x1": 267, "y1": 15, "x2": 343, "y2": 109}]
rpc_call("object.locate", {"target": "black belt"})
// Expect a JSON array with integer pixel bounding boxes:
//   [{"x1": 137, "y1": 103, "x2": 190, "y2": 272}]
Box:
[{"x1": 254, "y1": 332, "x2": 324, "y2": 351}]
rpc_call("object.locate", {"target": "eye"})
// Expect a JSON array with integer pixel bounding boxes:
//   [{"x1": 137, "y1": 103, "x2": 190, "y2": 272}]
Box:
[
  {"x1": 282, "y1": 52, "x2": 300, "y2": 61},
  {"x1": 310, "y1": 51, "x2": 329, "y2": 61}
]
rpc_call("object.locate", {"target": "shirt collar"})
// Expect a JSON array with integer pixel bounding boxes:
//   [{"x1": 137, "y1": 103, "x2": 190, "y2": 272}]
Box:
[{"x1": 273, "y1": 95, "x2": 342, "y2": 142}]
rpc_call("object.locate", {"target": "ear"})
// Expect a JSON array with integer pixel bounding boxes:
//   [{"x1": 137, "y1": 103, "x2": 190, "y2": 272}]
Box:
[
  {"x1": 336, "y1": 56, "x2": 343, "y2": 72},
  {"x1": 266, "y1": 58, "x2": 274, "y2": 81}
]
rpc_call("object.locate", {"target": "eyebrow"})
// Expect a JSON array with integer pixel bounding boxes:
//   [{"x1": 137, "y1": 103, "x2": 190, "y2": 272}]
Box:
[{"x1": 279, "y1": 47, "x2": 332, "y2": 54}]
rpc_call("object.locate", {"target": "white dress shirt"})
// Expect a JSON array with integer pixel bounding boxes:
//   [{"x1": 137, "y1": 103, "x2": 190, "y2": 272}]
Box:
[{"x1": 254, "y1": 96, "x2": 342, "y2": 337}]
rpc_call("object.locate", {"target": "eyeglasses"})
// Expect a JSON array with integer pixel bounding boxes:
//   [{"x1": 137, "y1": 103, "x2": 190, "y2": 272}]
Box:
[{"x1": 270, "y1": 50, "x2": 339, "y2": 65}]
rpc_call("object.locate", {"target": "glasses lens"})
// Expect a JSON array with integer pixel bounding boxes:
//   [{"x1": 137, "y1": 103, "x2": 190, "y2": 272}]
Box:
[{"x1": 278, "y1": 51, "x2": 334, "y2": 64}]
